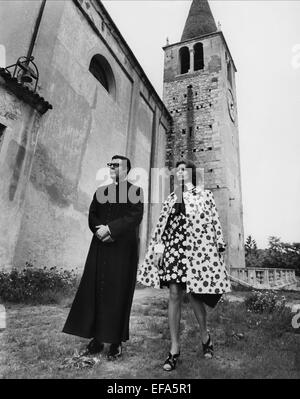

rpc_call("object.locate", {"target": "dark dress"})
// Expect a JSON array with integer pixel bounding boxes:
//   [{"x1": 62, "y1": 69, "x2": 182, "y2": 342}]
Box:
[
  {"x1": 159, "y1": 207, "x2": 188, "y2": 286},
  {"x1": 159, "y1": 189, "x2": 221, "y2": 308},
  {"x1": 62, "y1": 181, "x2": 144, "y2": 343}
]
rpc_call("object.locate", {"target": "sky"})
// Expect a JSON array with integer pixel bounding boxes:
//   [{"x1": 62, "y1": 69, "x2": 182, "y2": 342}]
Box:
[{"x1": 102, "y1": 0, "x2": 300, "y2": 249}]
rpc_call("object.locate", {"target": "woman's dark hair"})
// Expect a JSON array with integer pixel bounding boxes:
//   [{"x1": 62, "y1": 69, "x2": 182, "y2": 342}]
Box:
[
  {"x1": 175, "y1": 158, "x2": 197, "y2": 187},
  {"x1": 170, "y1": 159, "x2": 198, "y2": 216},
  {"x1": 112, "y1": 155, "x2": 131, "y2": 174}
]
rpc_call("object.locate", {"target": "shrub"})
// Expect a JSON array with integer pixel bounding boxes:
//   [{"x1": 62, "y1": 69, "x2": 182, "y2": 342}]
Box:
[
  {"x1": 0, "y1": 262, "x2": 79, "y2": 304},
  {"x1": 262, "y1": 306, "x2": 295, "y2": 337},
  {"x1": 245, "y1": 290, "x2": 286, "y2": 314}
]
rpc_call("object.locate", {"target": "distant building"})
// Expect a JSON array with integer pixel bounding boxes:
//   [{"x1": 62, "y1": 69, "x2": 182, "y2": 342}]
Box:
[{"x1": 0, "y1": 0, "x2": 245, "y2": 271}]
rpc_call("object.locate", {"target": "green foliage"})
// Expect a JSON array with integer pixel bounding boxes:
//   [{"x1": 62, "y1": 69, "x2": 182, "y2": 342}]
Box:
[
  {"x1": 245, "y1": 235, "x2": 258, "y2": 256},
  {"x1": 244, "y1": 235, "x2": 300, "y2": 275},
  {"x1": 0, "y1": 262, "x2": 79, "y2": 304},
  {"x1": 262, "y1": 306, "x2": 296, "y2": 337},
  {"x1": 262, "y1": 237, "x2": 300, "y2": 274},
  {"x1": 244, "y1": 235, "x2": 260, "y2": 268},
  {"x1": 245, "y1": 290, "x2": 286, "y2": 314}
]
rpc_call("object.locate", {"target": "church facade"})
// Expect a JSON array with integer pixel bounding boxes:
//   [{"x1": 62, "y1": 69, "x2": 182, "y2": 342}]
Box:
[{"x1": 0, "y1": 0, "x2": 244, "y2": 272}]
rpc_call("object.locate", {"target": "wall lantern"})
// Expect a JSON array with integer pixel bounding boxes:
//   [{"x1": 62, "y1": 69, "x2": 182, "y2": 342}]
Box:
[{"x1": 4, "y1": 56, "x2": 39, "y2": 92}]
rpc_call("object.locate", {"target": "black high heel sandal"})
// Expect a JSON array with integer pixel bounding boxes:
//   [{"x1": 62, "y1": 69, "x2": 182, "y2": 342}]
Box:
[
  {"x1": 202, "y1": 333, "x2": 214, "y2": 359},
  {"x1": 163, "y1": 352, "x2": 180, "y2": 371}
]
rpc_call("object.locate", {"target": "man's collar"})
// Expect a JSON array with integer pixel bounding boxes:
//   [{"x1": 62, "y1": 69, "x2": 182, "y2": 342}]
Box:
[{"x1": 114, "y1": 178, "x2": 128, "y2": 186}]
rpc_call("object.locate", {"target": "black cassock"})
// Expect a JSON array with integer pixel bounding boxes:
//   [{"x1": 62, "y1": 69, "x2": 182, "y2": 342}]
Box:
[{"x1": 63, "y1": 181, "x2": 144, "y2": 343}]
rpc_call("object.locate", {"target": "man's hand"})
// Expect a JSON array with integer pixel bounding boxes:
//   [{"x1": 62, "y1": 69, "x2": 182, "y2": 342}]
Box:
[
  {"x1": 102, "y1": 235, "x2": 114, "y2": 243},
  {"x1": 95, "y1": 225, "x2": 110, "y2": 240},
  {"x1": 95, "y1": 225, "x2": 114, "y2": 243}
]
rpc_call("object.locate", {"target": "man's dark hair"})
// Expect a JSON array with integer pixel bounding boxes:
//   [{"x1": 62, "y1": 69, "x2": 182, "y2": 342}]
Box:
[{"x1": 112, "y1": 155, "x2": 131, "y2": 174}]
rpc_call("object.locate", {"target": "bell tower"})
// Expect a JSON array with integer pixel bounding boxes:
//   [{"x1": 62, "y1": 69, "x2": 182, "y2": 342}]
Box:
[{"x1": 163, "y1": 0, "x2": 245, "y2": 269}]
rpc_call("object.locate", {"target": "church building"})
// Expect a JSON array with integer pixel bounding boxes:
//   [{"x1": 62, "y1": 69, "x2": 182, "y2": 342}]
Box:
[{"x1": 0, "y1": 0, "x2": 245, "y2": 272}]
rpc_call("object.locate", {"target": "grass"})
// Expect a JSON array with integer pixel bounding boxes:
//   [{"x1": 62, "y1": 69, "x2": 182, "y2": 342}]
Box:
[{"x1": 1, "y1": 289, "x2": 300, "y2": 379}]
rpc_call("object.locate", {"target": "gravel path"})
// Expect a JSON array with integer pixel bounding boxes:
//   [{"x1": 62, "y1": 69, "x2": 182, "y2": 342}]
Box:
[
  {"x1": 133, "y1": 287, "x2": 168, "y2": 302},
  {"x1": 133, "y1": 287, "x2": 300, "y2": 312}
]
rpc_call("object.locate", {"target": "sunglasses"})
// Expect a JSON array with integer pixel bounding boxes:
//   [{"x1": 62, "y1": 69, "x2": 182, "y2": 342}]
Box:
[{"x1": 107, "y1": 162, "x2": 121, "y2": 169}]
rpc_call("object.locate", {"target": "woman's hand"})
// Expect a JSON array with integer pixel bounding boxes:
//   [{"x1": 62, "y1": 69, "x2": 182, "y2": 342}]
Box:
[
  {"x1": 154, "y1": 251, "x2": 164, "y2": 267},
  {"x1": 218, "y1": 244, "x2": 226, "y2": 253},
  {"x1": 153, "y1": 243, "x2": 165, "y2": 267}
]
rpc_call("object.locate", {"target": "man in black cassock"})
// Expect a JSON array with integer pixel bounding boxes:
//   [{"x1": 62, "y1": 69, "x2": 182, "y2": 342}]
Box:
[{"x1": 63, "y1": 155, "x2": 144, "y2": 360}]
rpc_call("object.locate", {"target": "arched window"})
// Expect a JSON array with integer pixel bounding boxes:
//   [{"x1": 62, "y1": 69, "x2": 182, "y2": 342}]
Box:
[
  {"x1": 179, "y1": 47, "x2": 190, "y2": 74},
  {"x1": 194, "y1": 42, "x2": 204, "y2": 71},
  {"x1": 89, "y1": 54, "x2": 116, "y2": 98}
]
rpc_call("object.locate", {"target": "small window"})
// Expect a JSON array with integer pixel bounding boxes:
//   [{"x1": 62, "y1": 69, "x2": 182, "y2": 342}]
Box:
[
  {"x1": 179, "y1": 46, "x2": 190, "y2": 74},
  {"x1": 227, "y1": 58, "x2": 233, "y2": 87},
  {"x1": 89, "y1": 54, "x2": 116, "y2": 98},
  {"x1": 0, "y1": 123, "x2": 5, "y2": 152},
  {"x1": 194, "y1": 42, "x2": 204, "y2": 71}
]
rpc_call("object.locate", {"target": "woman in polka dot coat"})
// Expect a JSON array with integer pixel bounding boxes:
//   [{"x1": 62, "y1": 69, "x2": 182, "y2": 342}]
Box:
[{"x1": 137, "y1": 159, "x2": 231, "y2": 371}]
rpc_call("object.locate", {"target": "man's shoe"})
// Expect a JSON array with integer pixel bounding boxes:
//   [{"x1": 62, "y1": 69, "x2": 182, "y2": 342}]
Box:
[
  {"x1": 81, "y1": 338, "x2": 104, "y2": 356},
  {"x1": 107, "y1": 343, "x2": 122, "y2": 360}
]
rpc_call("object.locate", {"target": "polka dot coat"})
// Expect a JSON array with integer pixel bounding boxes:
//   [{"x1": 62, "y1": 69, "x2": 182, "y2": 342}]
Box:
[{"x1": 137, "y1": 188, "x2": 231, "y2": 294}]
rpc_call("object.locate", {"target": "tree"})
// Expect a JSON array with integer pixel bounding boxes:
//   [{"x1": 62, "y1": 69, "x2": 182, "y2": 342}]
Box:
[
  {"x1": 245, "y1": 235, "x2": 258, "y2": 257},
  {"x1": 245, "y1": 235, "x2": 259, "y2": 268},
  {"x1": 261, "y1": 236, "x2": 300, "y2": 275},
  {"x1": 244, "y1": 235, "x2": 300, "y2": 275}
]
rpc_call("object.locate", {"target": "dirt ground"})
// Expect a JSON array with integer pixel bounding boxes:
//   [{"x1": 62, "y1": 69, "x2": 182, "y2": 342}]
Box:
[{"x1": 1, "y1": 286, "x2": 300, "y2": 379}]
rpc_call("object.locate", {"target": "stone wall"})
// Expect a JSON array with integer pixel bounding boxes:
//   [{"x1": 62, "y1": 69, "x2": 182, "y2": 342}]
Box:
[{"x1": 0, "y1": 84, "x2": 41, "y2": 269}]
